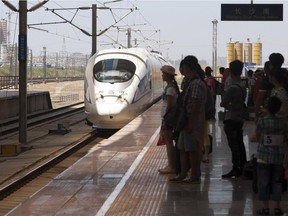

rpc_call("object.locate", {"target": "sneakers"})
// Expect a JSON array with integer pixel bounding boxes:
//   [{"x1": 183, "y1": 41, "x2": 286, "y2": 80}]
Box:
[
  {"x1": 222, "y1": 169, "x2": 241, "y2": 178},
  {"x1": 158, "y1": 166, "x2": 174, "y2": 174},
  {"x1": 169, "y1": 175, "x2": 201, "y2": 184}
]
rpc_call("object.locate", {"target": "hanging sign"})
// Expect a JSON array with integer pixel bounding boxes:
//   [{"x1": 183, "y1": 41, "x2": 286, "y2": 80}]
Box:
[
  {"x1": 18, "y1": 34, "x2": 27, "y2": 61},
  {"x1": 221, "y1": 4, "x2": 283, "y2": 21}
]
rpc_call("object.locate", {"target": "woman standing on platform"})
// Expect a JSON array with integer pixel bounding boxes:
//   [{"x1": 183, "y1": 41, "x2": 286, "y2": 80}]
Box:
[
  {"x1": 158, "y1": 65, "x2": 180, "y2": 174},
  {"x1": 170, "y1": 56, "x2": 206, "y2": 183}
]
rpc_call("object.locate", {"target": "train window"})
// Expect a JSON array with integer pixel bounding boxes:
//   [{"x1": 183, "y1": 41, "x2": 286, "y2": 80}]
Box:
[{"x1": 93, "y1": 59, "x2": 136, "y2": 83}]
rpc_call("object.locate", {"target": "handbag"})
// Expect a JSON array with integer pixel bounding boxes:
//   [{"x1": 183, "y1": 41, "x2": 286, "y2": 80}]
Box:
[
  {"x1": 164, "y1": 77, "x2": 199, "y2": 130},
  {"x1": 164, "y1": 95, "x2": 188, "y2": 131},
  {"x1": 156, "y1": 135, "x2": 166, "y2": 146}
]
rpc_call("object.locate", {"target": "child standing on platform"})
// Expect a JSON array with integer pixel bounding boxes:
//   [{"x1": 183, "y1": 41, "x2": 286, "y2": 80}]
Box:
[{"x1": 255, "y1": 96, "x2": 288, "y2": 216}]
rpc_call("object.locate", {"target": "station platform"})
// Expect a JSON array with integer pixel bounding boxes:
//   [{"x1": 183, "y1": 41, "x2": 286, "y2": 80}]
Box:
[
  {"x1": 2, "y1": 98, "x2": 288, "y2": 216},
  {"x1": 0, "y1": 89, "x2": 52, "y2": 121}
]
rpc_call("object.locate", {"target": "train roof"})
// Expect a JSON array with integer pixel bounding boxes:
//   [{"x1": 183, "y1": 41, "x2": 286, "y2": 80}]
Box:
[{"x1": 95, "y1": 47, "x2": 164, "y2": 61}]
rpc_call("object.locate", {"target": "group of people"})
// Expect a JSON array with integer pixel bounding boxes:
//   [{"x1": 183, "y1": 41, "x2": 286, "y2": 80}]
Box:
[
  {"x1": 158, "y1": 53, "x2": 288, "y2": 215},
  {"x1": 158, "y1": 56, "x2": 209, "y2": 183}
]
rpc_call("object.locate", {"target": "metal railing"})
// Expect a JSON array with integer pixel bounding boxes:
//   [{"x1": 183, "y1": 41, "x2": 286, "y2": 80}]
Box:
[
  {"x1": 51, "y1": 93, "x2": 80, "y2": 103},
  {"x1": 0, "y1": 76, "x2": 19, "y2": 90}
]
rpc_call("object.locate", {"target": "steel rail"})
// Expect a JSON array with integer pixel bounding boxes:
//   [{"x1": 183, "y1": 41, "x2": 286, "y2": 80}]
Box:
[{"x1": 0, "y1": 129, "x2": 97, "y2": 200}]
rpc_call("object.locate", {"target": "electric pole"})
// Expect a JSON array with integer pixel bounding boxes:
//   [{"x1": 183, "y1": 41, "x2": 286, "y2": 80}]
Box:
[
  {"x1": 127, "y1": 28, "x2": 131, "y2": 48},
  {"x1": 43, "y1": 46, "x2": 46, "y2": 78},
  {"x1": 18, "y1": 0, "x2": 28, "y2": 144},
  {"x1": 1, "y1": 0, "x2": 49, "y2": 144},
  {"x1": 92, "y1": 4, "x2": 97, "y2": 56},
  {"x1": 212, "y1": 19, "x2": 218, "y2": 74}
]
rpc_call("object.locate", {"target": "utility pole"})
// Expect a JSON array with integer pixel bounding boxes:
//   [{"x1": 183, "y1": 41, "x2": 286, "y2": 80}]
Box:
[
  {"x1": 127, "y1": 28, "x2": 131, "y2": 48},
  {"x1": 212, "y1": 19, "x2": 218, "y2": 74},
  {"x1": 55, "y1": 52, "x2": 59, "y2": 80},
  {"x1": 43, "y1": 46, "x2": 46, "y2": 78},
  {"x1": 1, "y1": 0, "x2": 49, "y2": 144},
  {"x1": 18, "y1": 0, "x2": 28, "y2": 144},
  {"x1": 92, "y1": 4, "x2": 97, "y2": 56},
  {"x1": 14, "y1": 43, "x2": 17, "y2": 76},
  {"x1": 29, "y1": 49, "x2": 32, "y2": 80}
]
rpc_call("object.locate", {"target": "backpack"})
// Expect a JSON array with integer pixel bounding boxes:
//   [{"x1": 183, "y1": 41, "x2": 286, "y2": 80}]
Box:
[
  {"x1": 234, "y1": 83, "x2": 249, "y2": 120},
  {"x1": 163, "y1": 77, "x2": 197, "y2": 130},
  {"x1": 205, "y1": 85, "x2": 215, "y2": 120},
  {"x1": 163, "y1": 92, "x2": 183, "y2": 129},
  {"x1": 213, "y1": 78, "x2": 223, "y2": 95}
]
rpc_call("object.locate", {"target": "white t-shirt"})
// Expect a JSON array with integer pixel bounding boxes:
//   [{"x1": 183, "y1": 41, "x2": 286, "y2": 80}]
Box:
[{"x1": 161, "y1": 85, "x2": 178, "y2": 118}]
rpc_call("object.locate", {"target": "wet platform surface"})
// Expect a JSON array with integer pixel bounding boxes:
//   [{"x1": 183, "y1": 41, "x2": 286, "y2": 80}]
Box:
[{"x1": 4, "y1": 98, "x2": 288, "y2": 216}]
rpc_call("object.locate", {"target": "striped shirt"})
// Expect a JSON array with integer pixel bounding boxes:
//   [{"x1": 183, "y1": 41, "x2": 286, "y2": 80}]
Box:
[
  {"x1": 185, "y1": 78, "x2": 206, "y2": 114},
  {"x1": 256, "y1": 114, "x2": 287, "y2": 164}
]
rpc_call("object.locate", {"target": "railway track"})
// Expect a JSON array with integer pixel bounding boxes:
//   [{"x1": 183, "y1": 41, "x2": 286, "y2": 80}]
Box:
[
  {"x1": 0, "y1": 134, "x2": 98, "y2": 215},
  {"x1": 0, "y1": 102, "x2": 92, "y2": 214},
  {"x1": 0, "y1": 124, "x2": 117, "y2": 215},
  {"x1": 0, "y1": 96, "x2": 151, "y2": 215},
  {"x1": 0, "y1": 102, "x2": 84, "y2": 136}
]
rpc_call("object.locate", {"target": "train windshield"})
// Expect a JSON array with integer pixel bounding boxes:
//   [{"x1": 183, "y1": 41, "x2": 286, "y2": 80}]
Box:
[{"x1": 93, "y1": 59, "x2": 136, "y2": 83}]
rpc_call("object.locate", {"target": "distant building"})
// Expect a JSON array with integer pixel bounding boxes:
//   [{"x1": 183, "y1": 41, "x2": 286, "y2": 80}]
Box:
[
  {"x1": 0, "y1": 20, "x2": 8, "y2": 62},
  {"x1": 0, "y1": 20, "x2": 7, "y2": 45}
]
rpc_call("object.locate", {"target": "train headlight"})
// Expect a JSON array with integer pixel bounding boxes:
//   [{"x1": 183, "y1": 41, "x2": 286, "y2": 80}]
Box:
[
  {"x1": 118, "y1": 95, "x2": 126, "y2": 103},
  {"x1": 96, "y1": 94, "x2": 104, "y2": 101}
]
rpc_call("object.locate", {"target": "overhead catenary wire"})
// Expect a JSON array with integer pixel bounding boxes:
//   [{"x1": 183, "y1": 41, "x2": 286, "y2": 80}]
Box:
[{"x1": 1, "y1": 0, "x2": 172, "y2": 56}]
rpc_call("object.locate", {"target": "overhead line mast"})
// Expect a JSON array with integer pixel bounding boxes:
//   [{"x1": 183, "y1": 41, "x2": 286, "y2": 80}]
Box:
[
  {"x1": 212, "y1": 19, "x2": 218, "y2": 73},
  {"x1": 1, "y1": 0, "x2": 50, "y2": 144}
]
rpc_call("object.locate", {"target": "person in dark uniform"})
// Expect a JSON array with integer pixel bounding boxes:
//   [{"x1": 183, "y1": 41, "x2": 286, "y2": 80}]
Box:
[{"x1": 220, "y1": 60, "x2": 247, "y2": 178}]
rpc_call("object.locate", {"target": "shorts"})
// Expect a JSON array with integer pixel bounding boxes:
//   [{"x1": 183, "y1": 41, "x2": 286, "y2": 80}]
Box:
[{"x1": 177, "y1": 130, "x2": 200, "y2": 151}]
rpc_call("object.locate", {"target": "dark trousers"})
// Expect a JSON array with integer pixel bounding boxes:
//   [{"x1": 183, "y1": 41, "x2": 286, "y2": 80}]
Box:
[
  {"x1": 173, "y1": 131, "x2": 181, "y2": 175},
  {"x1": 257, "y1": 163, "x2": 283, "y2": 201},
  {"x1": 224, "y1": 120, "x2": 247, "y2": 171},
  {"x1": 213, "y1": 95, "x2": 216, "y2": 118}
]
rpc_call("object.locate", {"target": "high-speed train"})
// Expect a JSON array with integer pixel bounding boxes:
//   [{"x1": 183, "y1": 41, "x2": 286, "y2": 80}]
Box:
[{"x1": 84, "y1": 48, "x2": 170, "y2": 129}]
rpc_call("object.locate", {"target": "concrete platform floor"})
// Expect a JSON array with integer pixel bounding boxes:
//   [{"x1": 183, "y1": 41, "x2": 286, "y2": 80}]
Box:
[{"x1": 5, "y1": 98, "x2": 288, "y2": 216}]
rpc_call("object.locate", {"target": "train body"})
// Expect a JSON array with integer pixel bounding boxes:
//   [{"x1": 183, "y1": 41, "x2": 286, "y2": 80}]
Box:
[{"x1": 84, "y1": 48, "x2": 169, "y2": 129}]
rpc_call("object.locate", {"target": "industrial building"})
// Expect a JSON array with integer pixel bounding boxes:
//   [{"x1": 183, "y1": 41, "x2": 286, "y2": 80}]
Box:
[{"x1": 226, "y1": 38, "x2": 262, "y2": 67}]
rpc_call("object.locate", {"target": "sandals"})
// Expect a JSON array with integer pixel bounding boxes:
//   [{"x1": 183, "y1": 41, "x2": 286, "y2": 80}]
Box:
[
  {"x1": 256, "y1": 208, "x2": 270, "y2": 215},
  {"x1": 256, "y1": 208, "x2": 284, "y2": 215},
  {"x1": 158, "y1": 166, "x2": 174, "y2": 174},
  {"x1": 182, "y1": 177, "x2": 201, "y2": 184},
  {"x1": 169, "y1": 175, "x2": 186, "y2": 182}
]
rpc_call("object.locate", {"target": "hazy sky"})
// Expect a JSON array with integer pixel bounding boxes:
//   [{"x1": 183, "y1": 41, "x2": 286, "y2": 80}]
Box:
[{"x1": 1, "y1": 0, "x2": 288, "y2": 66}]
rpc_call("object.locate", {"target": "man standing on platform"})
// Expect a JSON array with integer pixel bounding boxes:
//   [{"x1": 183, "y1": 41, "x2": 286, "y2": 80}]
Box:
[
  {"x1": 220, "y1": 60, "x2": 247, "y2": 178},
  {"x1": 205, "y1": 66, "x2": 217, "y2": 120}
]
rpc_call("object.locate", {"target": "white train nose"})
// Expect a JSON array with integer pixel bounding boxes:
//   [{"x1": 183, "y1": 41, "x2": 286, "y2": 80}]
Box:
[
  {"x1": 96, "y1": 102, "x2": 128, "y2": 116},
  {"x1": 95, "y1": 95, "x2": 129, "y2": 116}
]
